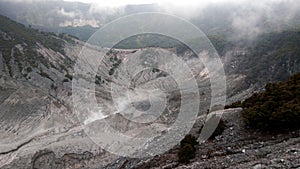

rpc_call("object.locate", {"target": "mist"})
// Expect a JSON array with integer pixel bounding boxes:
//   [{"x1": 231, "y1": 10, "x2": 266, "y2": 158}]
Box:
[
  {"x1": 87, "y1": 0, "x2": 300, "y2": 40},
  {"x1": 156, "y1": 0, "x2": 300, "y2": 40},
  {"x1": 1, "y1": 0, "x2": 299, "y2": 40}
]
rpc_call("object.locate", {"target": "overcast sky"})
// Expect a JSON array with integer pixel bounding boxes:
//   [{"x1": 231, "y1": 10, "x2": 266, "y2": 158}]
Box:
[
  {"x1": 8, "y1": 0, "x2": 290, "y2": 8},
  {"x1": 63, "y1": 0, "x2": 233, "y2": 7}
]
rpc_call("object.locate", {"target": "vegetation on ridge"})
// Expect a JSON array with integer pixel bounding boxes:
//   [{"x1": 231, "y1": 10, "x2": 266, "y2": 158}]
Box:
[
  {"x1": 0, "y1": 15, "x2": 73, "y2": 78},
  {"x1": 242, "y1": 72, "x2": 300, "y2": 130},
  {"x1": 226, "y1": 72, "x2": 300, "y2": 131}
]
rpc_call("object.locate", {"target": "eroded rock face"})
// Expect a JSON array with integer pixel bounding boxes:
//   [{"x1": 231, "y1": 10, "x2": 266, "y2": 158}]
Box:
[
  {"x1": 0, "y1": 38, "x2": 216, "y2": 168},
  {"x1": 3, "y1": 17, "x2": 298, "y2": 168},
  {"x1": 0, "y1": 40, "x2": 267, "y2": 168}
]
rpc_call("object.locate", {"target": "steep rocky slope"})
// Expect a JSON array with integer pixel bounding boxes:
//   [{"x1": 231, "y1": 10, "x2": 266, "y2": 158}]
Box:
[{"x1": 0, "y1": 15, "x2": 87, "y2": 168}]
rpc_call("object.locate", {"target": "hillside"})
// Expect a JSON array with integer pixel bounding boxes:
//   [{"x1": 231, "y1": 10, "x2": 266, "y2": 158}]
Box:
[
  {"x1": 219, "y1": 29, "x2": 300, "y2": 99},
  {"x1": 240, "y1": 29, "x2": 300, "y2": 88},
  {"x1": 0, "y1": 15, "x2": 85, "y2": 168},
  {"x1": 0, "y1": 12, "x2": 300, "y2": 169},
  {"x1": 0, "y1": 15, "x2": 76, "y2": 81}
]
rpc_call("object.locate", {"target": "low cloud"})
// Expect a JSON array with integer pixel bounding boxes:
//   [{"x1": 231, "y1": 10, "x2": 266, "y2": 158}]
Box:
[
  {"x1": 229, "y1": 0, "x2": 300, "y2": 39},
  {"x1": 57, "y1": 8, "x2": 76, "y2": 18}
]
